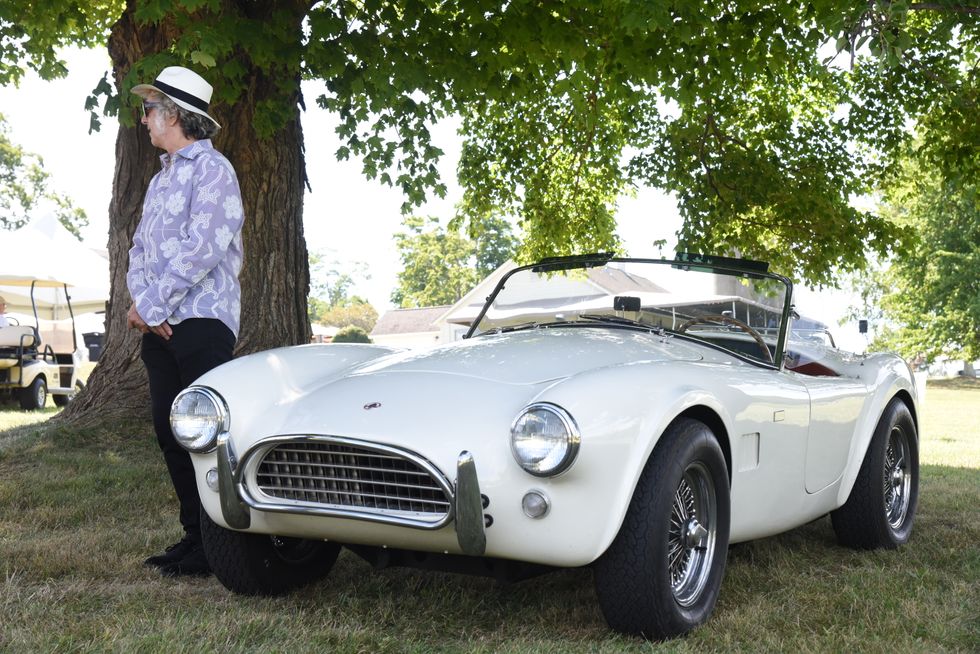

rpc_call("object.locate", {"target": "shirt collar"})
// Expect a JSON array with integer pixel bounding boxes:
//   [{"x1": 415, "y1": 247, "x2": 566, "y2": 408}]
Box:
[{"x1": 159, "y1": 139, "x2": 214, "y2": 167}]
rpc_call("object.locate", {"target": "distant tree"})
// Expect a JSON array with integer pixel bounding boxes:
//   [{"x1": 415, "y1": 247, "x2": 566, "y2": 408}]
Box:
[
  {"x1": 466, "y1": 213, "x2": 519, "y2": 277},
  {"x1": 319, "y1": 302, "x2": 378, "y2": 335},
  {"x1": 309, "y1": 251, "x2": 367, "y2": 308},
  {"x1": 391, "y1": 214, "x2": 518, "y2": 308},
  {"x1": 863, "y1": 150, "x2": 979, "y2": 372},
  {"x1": 307, "y1": 295, "x2": 329, "y2": 326},
  {"x1": 331, "y1": 325, "x2": 371, "y2": 344},
  {"x1": 0, "y1": 114, "x2": 88, "y2": 237},
  {"x1": 391, "y1": 216, "x2": 479, "y2": 308},
  {"x1": 307, "y1": 250, "x2": 377, "y2": 332}
]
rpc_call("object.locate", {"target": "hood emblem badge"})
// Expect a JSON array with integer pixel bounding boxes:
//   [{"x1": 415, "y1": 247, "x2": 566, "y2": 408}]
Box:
[{"x1": 363, "y1": 402, "x2": 382, "y2": 410}]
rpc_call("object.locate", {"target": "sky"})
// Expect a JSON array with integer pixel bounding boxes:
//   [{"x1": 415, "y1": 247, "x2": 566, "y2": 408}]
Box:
[{"x1": 0, "y1": 47, "x2": 865, "y2": 350}]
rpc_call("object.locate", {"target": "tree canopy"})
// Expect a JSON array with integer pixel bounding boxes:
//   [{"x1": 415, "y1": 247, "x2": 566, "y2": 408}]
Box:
[
  {"x1": 3, "y1": 1, "x2": 977, "y2": 424},
  {"x1": 0, "y1": 114, "x2": 88, "y2": 237},
  {"x1": 863, "y1": 146, "x2": 979, "y2": 366},
  {"x1": 3, "y1": 1, "x2": 976, "y2": 287}
]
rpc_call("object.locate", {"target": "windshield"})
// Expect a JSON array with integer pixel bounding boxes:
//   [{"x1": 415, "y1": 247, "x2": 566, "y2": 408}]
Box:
[{"x1": 467, "y1": 256, "x2": 793, "y2": 368}]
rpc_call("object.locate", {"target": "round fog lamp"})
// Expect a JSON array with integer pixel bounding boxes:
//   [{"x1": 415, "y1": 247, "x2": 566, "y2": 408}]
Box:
[
  {"x1": 522, "y1": 490, "x2": 551, "y2": 518},
  {"x1": 206, "y1": 467, "x2": 219, "y2": 492}
]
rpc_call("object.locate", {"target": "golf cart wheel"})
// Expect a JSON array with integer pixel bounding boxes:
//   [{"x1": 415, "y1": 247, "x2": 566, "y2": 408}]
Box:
[
  {"x1": 54, "y1": 379, "x2": 85, "y2": 407},
  {"x1": 19, "y1": 376, "x2": 47, "y2": 410}
]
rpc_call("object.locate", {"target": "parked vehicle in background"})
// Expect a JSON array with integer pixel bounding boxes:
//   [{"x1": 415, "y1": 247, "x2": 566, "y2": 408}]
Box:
[
  {"x1": 1, "y1": 215, "x2": 108, "y2": 410},
  {"x1": 170, "y1": 253, "x2": 919, "y2": 640},
  {"x1": 0, "y1": 279, "x2": 86, "y2": 409}
]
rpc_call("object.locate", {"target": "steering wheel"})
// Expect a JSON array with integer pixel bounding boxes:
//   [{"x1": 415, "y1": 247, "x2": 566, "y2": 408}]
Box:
[{"x1": 676, "y1": 314, "x2": 774, "y2": 364}]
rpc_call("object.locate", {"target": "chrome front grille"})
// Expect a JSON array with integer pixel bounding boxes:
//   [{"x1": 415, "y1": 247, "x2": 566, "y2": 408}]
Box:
[{"x1": 253, "y1": 439, "x2": 452, "y2": 518}]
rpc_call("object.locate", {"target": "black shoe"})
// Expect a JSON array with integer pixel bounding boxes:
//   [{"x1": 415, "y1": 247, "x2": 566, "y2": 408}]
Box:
[
  {"x1": 159, "y1": 544, "x2": 211, "y2": 578},
  {"x1": 144, "y1": 536, "x2": 199, "y2": 568}
]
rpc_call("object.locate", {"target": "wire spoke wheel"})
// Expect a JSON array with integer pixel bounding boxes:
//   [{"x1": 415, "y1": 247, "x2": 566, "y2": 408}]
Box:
[
  {"x1": 595, "y1": 419, "x2": 730, "y2": 639},
  {"x1": 831, "y1": 398, "x2": 919, "y2": 550},
  {"x1": 883, "y1": 426, "x2": 912, "y2": 529},
  {"x1": 667, "y1": 461, "x2": 717, "y2": 607}
]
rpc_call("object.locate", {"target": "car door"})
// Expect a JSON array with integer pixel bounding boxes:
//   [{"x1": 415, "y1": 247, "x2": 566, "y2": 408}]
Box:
[
  {"x1": 725, "y1": 366, "x2": 812, "y2": 542},
  {"x1": 794, "y1": 373, "x2": 868, "y2": 493}
]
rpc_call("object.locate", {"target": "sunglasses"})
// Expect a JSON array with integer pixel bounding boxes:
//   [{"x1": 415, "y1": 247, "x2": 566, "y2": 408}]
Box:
[{"x1": 141, "y1": 101, "x2": 162, "y2": 118}]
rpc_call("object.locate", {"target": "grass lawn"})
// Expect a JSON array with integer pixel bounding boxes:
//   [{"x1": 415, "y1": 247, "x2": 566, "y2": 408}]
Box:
[{"x1": 1, "y1": 379, "x2": 977, "y2": 652}]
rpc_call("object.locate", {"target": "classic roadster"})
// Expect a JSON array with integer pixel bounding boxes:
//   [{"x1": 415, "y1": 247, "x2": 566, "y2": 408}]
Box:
[{"x1": 171, "y1": 254, "x2": 919, "y2": 639}]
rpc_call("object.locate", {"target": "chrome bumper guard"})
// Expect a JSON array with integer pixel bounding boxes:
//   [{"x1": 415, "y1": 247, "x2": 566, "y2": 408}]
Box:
[
  {"x1": 215, "y1": 438, "x2": 487, "y2": 556},
  {"x1": 217, "y1": 432, "x2": 251, "y2": 529},
  {"x1": 454, "y1": 451, "x2": 487, "y2": 556}
]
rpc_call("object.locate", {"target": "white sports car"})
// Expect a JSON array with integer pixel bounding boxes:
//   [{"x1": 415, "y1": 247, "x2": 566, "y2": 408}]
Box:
[{"x1": 171, "y1": 254, "x2": 919, "y2": 639}]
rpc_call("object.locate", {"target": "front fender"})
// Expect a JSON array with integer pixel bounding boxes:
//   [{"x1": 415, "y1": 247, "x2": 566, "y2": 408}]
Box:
[{"x1": 522, "y1": 361, "x2": 734, "y2": 565}]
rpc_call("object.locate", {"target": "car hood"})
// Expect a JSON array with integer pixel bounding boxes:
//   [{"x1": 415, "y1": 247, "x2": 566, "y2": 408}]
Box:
[
  {"x1": 353, "y1": 327, "x2": 705, "y2": 385},
  {"x1": 200, "y1": 328, "x2": 709, "y2": 448}
]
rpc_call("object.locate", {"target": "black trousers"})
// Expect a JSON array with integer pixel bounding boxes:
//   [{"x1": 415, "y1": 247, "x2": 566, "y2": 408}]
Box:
[{"x1": 141, "y1": 318, "x2": 235, "y2": 540}]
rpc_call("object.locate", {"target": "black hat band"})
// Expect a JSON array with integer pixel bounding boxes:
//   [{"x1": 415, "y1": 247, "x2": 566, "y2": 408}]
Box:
[{"x1": 153, "y1": 79, "x2": 210, "y2": 113}]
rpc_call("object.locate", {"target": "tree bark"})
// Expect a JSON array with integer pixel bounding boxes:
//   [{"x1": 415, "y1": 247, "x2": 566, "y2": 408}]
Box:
[{"x1": 59, "y1": 2, "x2": 309, "y2": 426}]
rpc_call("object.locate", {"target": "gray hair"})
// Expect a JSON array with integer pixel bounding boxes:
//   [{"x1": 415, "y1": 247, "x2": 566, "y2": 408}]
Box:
[{"x1": 155, "y1": 94, "x2": 220, "y2": 140}]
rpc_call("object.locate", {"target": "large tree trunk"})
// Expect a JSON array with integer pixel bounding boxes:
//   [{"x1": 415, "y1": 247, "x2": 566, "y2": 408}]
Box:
[{"x1": 60, "y1": 3, "x2": 309, "y2": 426}]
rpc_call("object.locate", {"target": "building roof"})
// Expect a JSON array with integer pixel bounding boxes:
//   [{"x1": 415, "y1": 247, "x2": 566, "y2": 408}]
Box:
[
  {"x1": 440, "y1": 261, "x2": 670, "y2": 326},
  {"x1": 586, "y1": 266, "x2": 668, "y2": 295},
  {"x1": 370, "y1": 305, "x2": 452, "y2": 336}
]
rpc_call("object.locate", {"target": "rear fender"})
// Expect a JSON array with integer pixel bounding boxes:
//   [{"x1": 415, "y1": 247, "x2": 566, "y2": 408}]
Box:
[{"x1": 835, "y1": 354, "x2": 917, "y2": 506}]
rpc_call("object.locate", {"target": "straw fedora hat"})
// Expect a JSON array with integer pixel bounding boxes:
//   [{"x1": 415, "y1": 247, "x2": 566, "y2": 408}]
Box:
[{"x1": 132, "y1": 66, "x2": 220, "y2": 128}]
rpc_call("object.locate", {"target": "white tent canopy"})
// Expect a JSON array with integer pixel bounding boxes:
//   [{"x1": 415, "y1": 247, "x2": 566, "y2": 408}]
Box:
[{"x1": 0, "y1": 212, "x2": 110, "y2": 320}]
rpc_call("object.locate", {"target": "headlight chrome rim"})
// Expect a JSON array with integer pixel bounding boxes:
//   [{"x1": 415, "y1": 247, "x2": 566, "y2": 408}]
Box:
[
  {"x1": 510, "y1": 402, "x2": 580, "y2": 477},
  {"x1": 170, "y1": 386, "x2": 228, "y2": 453}
]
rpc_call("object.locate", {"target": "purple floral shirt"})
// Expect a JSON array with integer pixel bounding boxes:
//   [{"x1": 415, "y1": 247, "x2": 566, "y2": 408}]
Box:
[{"x1": 127, "y1": 139, "x2": 244, "y2": 337}]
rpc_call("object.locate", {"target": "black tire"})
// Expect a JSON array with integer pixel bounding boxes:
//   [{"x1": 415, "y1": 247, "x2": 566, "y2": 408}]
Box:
[
  {"x1": 831, "y1": 398, "x2": 919, "y2": 549},
  {"x1": 54, "y1": 379, "x2": 84, "y2": 407},
  {"x1": 200, "y1": 507, "x2": 341, "y2": 595},
  {"x1": 19, "y1": 376, "x2": 47, "y2": 410},
  {"x1": 594, "y1": 418, "x2": 731, "y2": 640}
]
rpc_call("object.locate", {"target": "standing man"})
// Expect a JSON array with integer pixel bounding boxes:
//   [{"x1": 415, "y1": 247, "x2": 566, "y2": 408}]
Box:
[{"x1": 127, "y1": 66, "x2": 244, "y2": 577}]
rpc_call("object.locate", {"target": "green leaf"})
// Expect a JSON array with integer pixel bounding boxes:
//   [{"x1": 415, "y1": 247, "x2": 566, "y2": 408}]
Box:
[{"x1": 190, "y1": 50, "x2": 217, "y2": 69}]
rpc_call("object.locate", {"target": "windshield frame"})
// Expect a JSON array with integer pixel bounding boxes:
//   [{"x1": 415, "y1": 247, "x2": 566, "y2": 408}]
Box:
[{"x1": 464, "y1": 254, "x2": 795, "y2": 370}]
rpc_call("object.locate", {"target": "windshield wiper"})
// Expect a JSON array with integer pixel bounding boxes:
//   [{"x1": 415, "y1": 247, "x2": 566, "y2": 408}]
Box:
[
  {"x1": 485, "y1": 315, "x2": 657, "y2": 335},
  {"x1": 578, "y1": 313, "x2": 646, "y2": 328},
  {"x1": 484, "y1": 321, "x2": 542, "y2": 335}
]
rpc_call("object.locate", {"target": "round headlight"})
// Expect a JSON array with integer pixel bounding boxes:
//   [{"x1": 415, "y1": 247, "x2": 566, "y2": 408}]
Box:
[
  {"x1": 510, "y1": 403, "x2": 580, "y2": 477},
  {"x1": 170, "y1": 387, "x2": 228, "y2": 453}
]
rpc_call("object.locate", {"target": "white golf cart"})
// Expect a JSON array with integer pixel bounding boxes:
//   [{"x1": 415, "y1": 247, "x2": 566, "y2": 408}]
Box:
[
  {"x1": 1, "y1": 215, "x2": 109, "y2": 410},
  {"x1": 0, "y1": 279, "x2": 88, "y2": 410}
]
